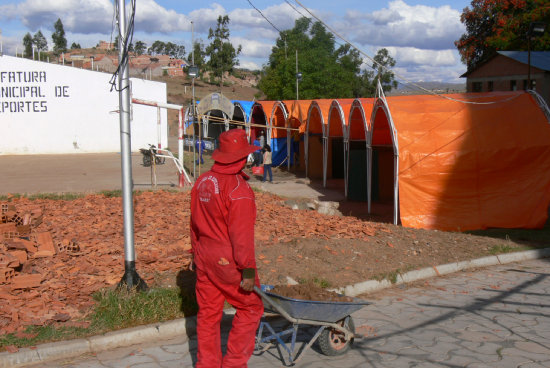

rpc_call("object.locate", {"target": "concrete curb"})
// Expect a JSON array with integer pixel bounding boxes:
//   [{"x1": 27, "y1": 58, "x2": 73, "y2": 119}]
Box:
[{"x1": 2, "y1": 248, "x2": 549, "y2": 367}]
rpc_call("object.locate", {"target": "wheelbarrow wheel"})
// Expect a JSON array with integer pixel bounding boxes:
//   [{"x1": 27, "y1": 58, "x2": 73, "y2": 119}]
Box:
[{"x1": 318, "y1": 316, "x2": 355, "y2": 356}]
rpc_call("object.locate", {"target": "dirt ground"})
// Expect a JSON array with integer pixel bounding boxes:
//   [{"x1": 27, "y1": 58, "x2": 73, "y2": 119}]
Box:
[{"x1": 0, "y1": 187, "x2": 543, "y2": 334}]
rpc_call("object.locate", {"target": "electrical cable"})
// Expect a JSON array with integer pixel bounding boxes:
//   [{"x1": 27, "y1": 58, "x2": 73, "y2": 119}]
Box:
[{"x1": 109, "y1": 0, "x2": 137, "y2": 92}]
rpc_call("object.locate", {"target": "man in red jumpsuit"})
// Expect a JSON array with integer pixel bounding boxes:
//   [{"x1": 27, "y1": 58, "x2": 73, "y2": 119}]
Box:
[{"x1": 190, "y1": 128, "x2": 264, "y2": 368}]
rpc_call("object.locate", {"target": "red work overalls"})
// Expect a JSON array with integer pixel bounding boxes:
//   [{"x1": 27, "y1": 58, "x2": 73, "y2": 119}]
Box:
[{"x1": 190, "y1": 159, "x2": 263, "y2": 368}]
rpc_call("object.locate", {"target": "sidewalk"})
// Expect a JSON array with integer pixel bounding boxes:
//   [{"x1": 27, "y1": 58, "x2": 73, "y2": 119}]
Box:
[{"x1": 2, "y1": 252, "x2": 550, "y2": 368}]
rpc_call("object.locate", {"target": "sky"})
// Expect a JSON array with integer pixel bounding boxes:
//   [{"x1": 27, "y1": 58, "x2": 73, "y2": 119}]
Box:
[{"x1": 0, "y1": 0, "x2": 473, "y2": 83}]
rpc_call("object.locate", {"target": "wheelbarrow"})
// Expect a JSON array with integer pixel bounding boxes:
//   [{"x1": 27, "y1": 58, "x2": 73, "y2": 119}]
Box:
[{"x1": 254, "y1": 285, "x2": 370, "y2": 366}]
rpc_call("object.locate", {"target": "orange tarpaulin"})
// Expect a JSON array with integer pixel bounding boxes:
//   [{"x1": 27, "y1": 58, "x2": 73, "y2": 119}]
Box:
[{"x1": 382, "y1": 91, "x2": 550, "y2": 231}]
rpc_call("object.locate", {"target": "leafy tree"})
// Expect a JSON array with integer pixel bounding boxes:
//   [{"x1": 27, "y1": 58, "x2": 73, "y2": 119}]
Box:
[
  {"x1": 52, "y1": 18, "x2": 67, "y2": 55},
  {"x1": 205, "y1": 15, "x2": 242, "y2": 88},
  {"x1": 259, "y1": 17, "x2": 371, "y2": 100},
  {"x1": 113, "y1": 36, "x2": 119, "y2": 51},
  {"x1": 33, "y1": 30, "x2": 48, "y2": 52},
  {"x1": 134, "y1": 40, "x2": 147, "y2": 55},
  {"x1": 164, "y1": 42, "x2": 186, "y2": 59},
  {"x1": 188, "y1": 41, "x2": 206, "y2": 67},
  {"x1": 370, "y1": 48, "x2": 398, "y2": 93},
  {"x1": 148, "y1": 40, "x2": 165, "y2": 55},
  {"x1": 70, "y1": 42, "x2": 81, "y2": 49},
  {"x1": 455, "y1": 0, "x2": 550, "y2": 71},
  {"x1": 23, "y1": 33, "x2": 33, "y2": 58}
]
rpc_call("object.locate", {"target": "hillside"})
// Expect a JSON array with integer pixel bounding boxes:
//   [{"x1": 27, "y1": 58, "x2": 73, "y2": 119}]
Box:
[{"x1": 155, "y1": 69, "x2": 263, "y2": 137}]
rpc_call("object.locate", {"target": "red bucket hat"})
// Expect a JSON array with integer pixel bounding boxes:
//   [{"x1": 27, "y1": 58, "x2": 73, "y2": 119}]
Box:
[{"x1": 212, "y1": 129, "x2": 260, "y2": 164}]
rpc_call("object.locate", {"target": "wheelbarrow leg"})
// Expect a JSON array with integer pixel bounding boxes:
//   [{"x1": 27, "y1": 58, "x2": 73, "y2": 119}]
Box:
[{"x1": 290, "y1": 325, "x2": 326, "y2": 365}]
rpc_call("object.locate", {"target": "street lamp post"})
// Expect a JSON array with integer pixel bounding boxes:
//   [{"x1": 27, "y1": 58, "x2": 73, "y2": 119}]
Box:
[{"x1": 528, "y1": 22, "x2": 546, "y2": 90}]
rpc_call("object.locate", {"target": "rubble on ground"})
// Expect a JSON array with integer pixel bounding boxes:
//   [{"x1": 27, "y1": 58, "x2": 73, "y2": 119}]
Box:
[{"x1": 0, "y1": 190, "x2": 378, "y2": 335}]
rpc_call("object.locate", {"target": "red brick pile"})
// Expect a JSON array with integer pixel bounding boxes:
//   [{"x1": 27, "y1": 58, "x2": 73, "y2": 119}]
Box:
[{"x1": 0, "y1": 190, "x2": 377, "y2": 335}]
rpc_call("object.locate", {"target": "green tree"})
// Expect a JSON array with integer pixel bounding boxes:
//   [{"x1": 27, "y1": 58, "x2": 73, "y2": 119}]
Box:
[
  {"x1": 33, "y1": 30, "x2": 48, "y2": 52},
  {"x1": 23, "y1": 32, "x2": 33, "y2": 58},
  {"x1": 52, "y1": 18, "x2": 67, "y2": 55},
  {"x1": 455, "y1": 0, "x2": 550, "y2": 71},
  {"x1": 70, "y1": 42, "x2": 81, "y2": 49},
  {"x1": 148, "y1": 40, "x2": 165, "y2": 55},
  {"x1": 258, "y1": 17, "x2": 369, "y2": 100},
  {"x1": 187, "y1": 40, "x2": 206, "y2": 69},
  {"x1": 187, "y1": 40, "x2": 206, "y2": 78},
  {"x1": 134, "y1": 40, "x2": 147, "y2": 55},
  {"x1": 370, "y1": 48, "x2": 398, "y2": 93},
  {"x1": 164, "y1": 42, "x2": 185, "y2": 59},
  {"x1": 205, "y1": 15, "x2": 242, "y2": 88}
]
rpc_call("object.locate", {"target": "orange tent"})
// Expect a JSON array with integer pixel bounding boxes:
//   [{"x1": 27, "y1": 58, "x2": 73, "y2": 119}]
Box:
[
  {"x1": 284, "y1": 100, "x2": 313, "y2": 169},
  {"x1": 371, "y1": 91, "x2": 550, "y2": 231}
]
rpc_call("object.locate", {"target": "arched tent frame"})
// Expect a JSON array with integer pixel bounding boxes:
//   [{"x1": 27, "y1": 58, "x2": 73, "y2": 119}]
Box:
[
  {"x1": 269, "y1": 101, "x2": 289, "y2": 166},
  {"x1": 232, "y1": 100, "x2": 255, "y2": 136},
  {"x1": 368, "y1": 86, "x2": 400, "y2": 225},
  {"x1": 306, "y1": 100, "x2": 330, "y2": 185},
  {"x1": 327, "y1": 100, "x2": 352, "y2": 197},
  {"x1": 248, "y1": 101, "x2": 272, "y2": 143},
  {"x1": 285, "y1": 100, "x2": 313, "y2": 170},
  {"x1": 346, "y1": 99, "x2": 371, "y2": 203}
]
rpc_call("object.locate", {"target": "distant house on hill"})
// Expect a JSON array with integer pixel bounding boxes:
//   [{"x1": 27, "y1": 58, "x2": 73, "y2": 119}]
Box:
[
  {"x1": 97, "y1": 40, "x2": 115, "y2": 50},
  {"x1": 53, "y1": 48, "x2": 189, "y2": 78},
  {"x1": 461, "y1": 51, "x2": 550, "y2": 106}
]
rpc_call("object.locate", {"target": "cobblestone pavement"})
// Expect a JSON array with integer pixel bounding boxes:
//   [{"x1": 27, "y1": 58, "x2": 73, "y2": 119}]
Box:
[{"x1": 38, "y1": 259, "x2": 550, "y2": 368}]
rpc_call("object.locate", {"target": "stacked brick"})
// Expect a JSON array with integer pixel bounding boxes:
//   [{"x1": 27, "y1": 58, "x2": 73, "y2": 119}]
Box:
[{"x1": 0, "y1": 190, "x2": 376, "y2": 335}]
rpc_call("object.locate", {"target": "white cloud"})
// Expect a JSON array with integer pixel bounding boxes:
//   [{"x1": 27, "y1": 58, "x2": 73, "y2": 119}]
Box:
[
  {"x1": 239, "y1": 60, "x2": 261, "y2": 71},
  {"x1": 385, "y1": 47, "x2": 457, "y2": 67},
  {"x1": 135, "y1": 0, "x2": 191, "y2": 33},
  {"x1": 231, "y1": 37, "x2": 272, "y2": 59},
  {"x1": 5, "y1": 0, "x2": 113, "y2": 33},
  {"x1": 345, "y1": 0, "x2": 464, "y2": 50}
]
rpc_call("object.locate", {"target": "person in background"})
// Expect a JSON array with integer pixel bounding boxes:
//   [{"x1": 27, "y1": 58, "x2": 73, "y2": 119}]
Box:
[
  {"x1": 195, "y1": 138, "x2": 206, "y2": 165},
  {"x1": 252, "y1": 137, "x2": 262, "y2": 167},
  {"x1": 190, "y1": 129, "x2": 264, "y2": 368},
  {"x1": 258, "y1": 130, "x2": 265, "y2": 149},
  {"x1": 262, "y1": 144, "x2": 272, "y2": 183}
]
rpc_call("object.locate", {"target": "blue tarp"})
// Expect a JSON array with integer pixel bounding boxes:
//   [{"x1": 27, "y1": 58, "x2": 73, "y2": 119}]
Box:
[
  {"x1": 232, "y1": 100, "x2": 255, "y2": 122},
  {"x1": 271, "y1": 137, "x2": 287, "y2": 166}
]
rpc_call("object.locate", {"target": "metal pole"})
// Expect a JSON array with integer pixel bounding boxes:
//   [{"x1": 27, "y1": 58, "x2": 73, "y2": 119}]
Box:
[
  {"x1": 15, "y1": 46, "x2": 18, "y2": 57},
  {"x1": 528, "y1": 33, "x2": 532, "y2": 90},
  {"x1": 192, "y1": 21, "x2": 197, "y2": 178},
  {"x1": 295, "y1": 49, "x2": 299, "y2": 100},
  {"x1": 32, "y1": 47, "x2": 35, "y2": 60},
  {"x1": 116, "y1": 0, "x2": 146, "y2": 291}
]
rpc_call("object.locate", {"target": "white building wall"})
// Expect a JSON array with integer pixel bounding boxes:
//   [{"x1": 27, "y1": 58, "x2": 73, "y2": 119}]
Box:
[{"x1": 0, "y1": 55, "x2": 167, "y2": 154}]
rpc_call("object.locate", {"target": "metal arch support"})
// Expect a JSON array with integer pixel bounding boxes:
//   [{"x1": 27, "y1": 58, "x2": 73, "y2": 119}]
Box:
[
  {"x1": 322, "y1": 136, "x2": 328, "y2": 188},
  {"x1": 375, "y1": 80, "x2": 400, "y2": 225}
]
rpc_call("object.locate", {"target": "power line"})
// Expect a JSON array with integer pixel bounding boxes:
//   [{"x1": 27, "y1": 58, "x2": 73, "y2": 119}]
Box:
[{"x1": 246, "y1": 0, "x2": 284, "y2": 34}]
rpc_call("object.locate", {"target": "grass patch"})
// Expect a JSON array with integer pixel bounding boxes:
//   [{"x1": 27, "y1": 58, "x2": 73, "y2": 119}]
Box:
[
  {"x1": 98, "y1": 189, "x2": 123, "y2": 198},
  {"x1": 0, "y1": 192, "x2": 85, "y2": 201},
  {"x1": 487, "y1": 244, "x2": 522, "y2": 255},
  {"x1": 0, "y1": 286, "x2": 198, "y2": 350}
]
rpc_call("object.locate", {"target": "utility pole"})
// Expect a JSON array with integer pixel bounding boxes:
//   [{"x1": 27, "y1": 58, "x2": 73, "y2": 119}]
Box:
[
  {"x1": 191, "y1": 20, "x2": 197, "y2": 179},
  {"x1": 296, "y1": 49, "x2": 299, "y2": 100},
  {"x1": 116, "y1": 0, "x2": 146, "y2": 291}
]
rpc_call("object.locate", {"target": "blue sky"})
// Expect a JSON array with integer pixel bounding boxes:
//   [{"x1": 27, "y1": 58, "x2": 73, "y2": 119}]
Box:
[{"x1": 0, "y1": 0, "x2": 473, "y2": 83}]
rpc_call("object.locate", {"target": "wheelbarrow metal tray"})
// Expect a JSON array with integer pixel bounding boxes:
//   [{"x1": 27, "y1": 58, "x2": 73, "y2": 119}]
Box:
[{"x1": 262, "y1": 290, "x2": 370, "y2": 323}]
